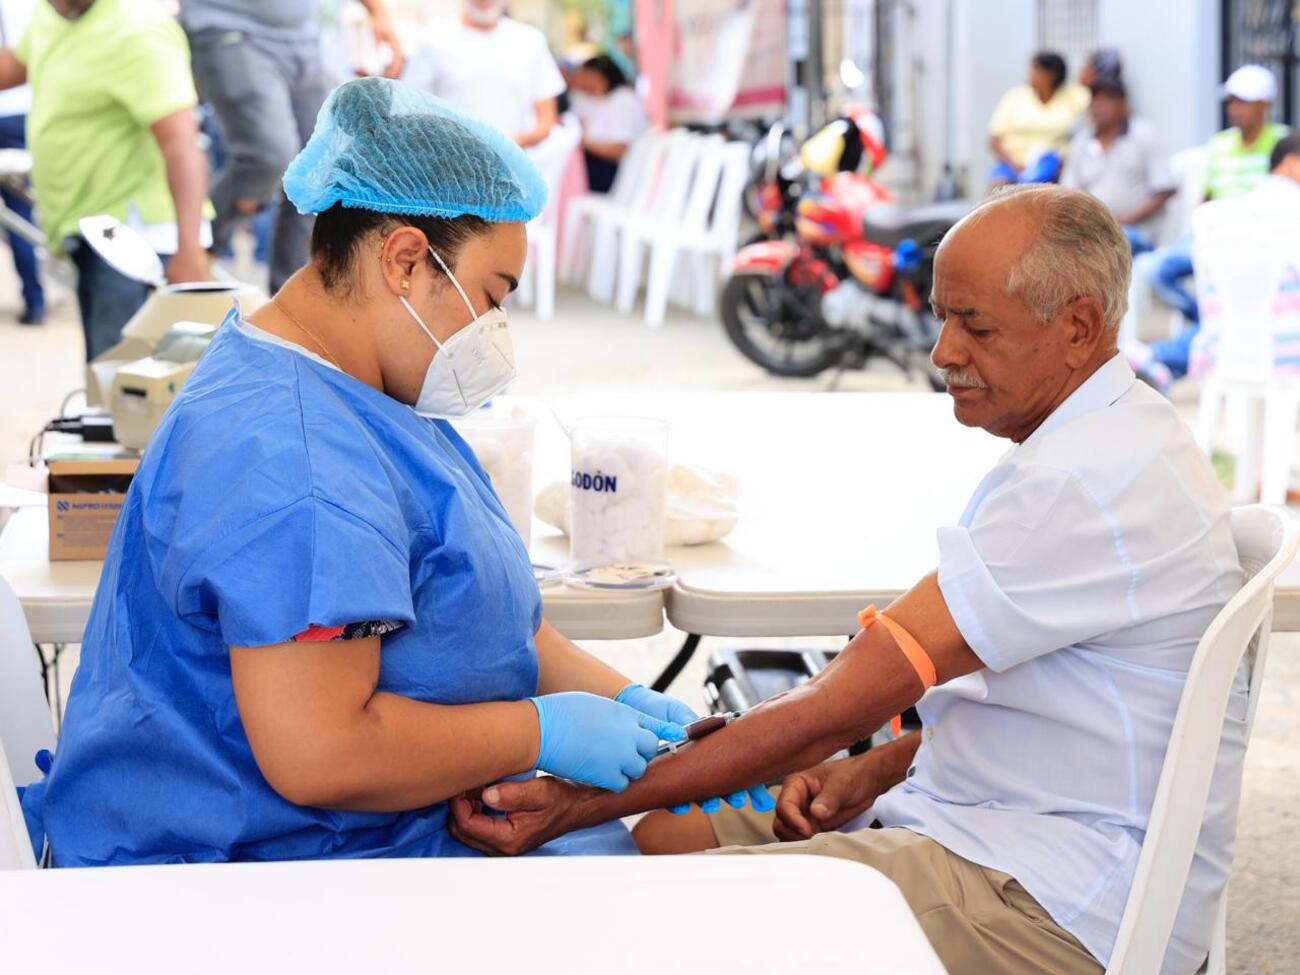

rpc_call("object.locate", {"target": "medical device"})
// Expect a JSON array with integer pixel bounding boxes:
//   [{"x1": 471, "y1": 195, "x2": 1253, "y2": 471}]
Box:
[
  {"x1": 655, "y1": 711, "x2": 744, "y2": 757},
  {"x1": 76, "y1": 216, "x2": 266, "y2": 447},
  {"x1": 109, "y1": 322, "x2": 217, "y2": 450}
]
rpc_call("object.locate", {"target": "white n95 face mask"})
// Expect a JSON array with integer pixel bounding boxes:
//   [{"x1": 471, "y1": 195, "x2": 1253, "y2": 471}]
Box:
[{"x1": 400, "y1": 247, "x2": 516, "y2": 419}]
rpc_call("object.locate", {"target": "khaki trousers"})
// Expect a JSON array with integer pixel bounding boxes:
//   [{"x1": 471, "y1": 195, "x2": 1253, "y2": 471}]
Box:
[{"x1": 709, "y1": 802, "x2": 1103, "y2": 975}]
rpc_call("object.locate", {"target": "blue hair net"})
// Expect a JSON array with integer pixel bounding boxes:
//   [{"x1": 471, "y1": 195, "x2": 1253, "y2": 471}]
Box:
[{"x1": 283, "y1": 77, "x2": 547, "y2": 223}]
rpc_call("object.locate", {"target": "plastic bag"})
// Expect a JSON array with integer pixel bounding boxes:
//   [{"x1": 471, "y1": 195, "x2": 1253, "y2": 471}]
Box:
[{"x1": 535, "y1": 464, "x2": 738, "y2": 547}]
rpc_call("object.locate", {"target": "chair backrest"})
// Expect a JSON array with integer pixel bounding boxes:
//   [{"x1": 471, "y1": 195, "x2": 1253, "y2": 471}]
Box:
[
  {"x1": 674, "y1": 135, "x2": 728, "y2": 231},
  {"x1": 527, "y1": 117, "x2": 584, "y2": 234},
  {"x1": 0, "y1": 735, "x2": 36, "y2": 870},
  {"x1": 705, "y1": 141, "x2": 756, "y2": 245},
  {"x1": 625, "y1": 129, "x2": 682, "y2": 212},
  {"x1": 0, "y1": 575, "x2": 56, "y2": 789},
  {"x1": 1168, "y1": 146, "x2": 1208, "y2": 241},
  {"x1": 1192, "y1": 199, "x2": 1300, "y2": 385},
  {"x1": 1105, "y1": 505, "x2": 1299, "y2": 974},
  {"x1": 639, "y1": 130, "x2": 704, "y2": 218},
  {"x1": 608, "y1": 129, "x2": 662, "y2": 206}
]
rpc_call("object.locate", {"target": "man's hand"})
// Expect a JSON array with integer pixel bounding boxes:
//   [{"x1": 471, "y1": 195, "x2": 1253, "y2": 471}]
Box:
[
  {"x1": 774, "y1": 752, "x2": 884, "y2": 842},
  {"x1": 450, "y1": 776, "x2": 595, "y2": 856},
  {"x1": 371, "y1": 14, "x2": 404, "y2": 78},
  {"x1": 164, "y1": 245, "x2": 209, "y2": 284}
]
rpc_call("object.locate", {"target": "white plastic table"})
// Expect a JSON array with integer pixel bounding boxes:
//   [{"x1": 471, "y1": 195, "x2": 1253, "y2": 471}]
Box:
[
  {"x1": 0, "y1": 506, "x2": 664, "y2": 644},
  {"x1": 0, "y1": 855, "x2": 946, "y2": 974},
  {"x1": 552, "y1": 391, "x2": 1300, "y2": 636}
]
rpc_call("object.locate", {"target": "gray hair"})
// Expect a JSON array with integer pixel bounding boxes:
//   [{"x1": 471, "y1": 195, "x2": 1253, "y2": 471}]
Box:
[{"x1": 965, "y1": 184, "x2": 1131, "y2": 331}]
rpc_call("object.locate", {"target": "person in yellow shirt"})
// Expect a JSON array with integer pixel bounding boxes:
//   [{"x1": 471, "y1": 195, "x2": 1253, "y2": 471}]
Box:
[
  {"x1": 0, "y1": 0, "x2": 211, "y2": 360},
  {"x1": 988, "y1": 52, "x2": 1089, "y2": 187}
]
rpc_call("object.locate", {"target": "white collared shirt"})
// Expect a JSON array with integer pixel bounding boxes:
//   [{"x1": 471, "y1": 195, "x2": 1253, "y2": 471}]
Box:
[{"x1": 869, "y1": 354, "x2": 1244, "y2": 973}]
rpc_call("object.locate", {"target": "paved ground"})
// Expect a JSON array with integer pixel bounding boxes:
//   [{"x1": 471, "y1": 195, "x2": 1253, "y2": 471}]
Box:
[{"x1": 1, "y1": 261, "x2": 1297, "y2": 972}]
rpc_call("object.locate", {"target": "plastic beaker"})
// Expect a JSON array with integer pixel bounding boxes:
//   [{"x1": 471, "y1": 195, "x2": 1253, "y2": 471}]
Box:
[
  {"x1": 566, "y1": 416, "x2": 675, "y2": 590},
  {"x1": 452, "y1": 404, "x2": 536, "y2": 552}
]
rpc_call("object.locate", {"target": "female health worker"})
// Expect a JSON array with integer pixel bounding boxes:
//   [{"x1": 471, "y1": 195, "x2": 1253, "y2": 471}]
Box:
[{"x1": 20, "y1": 78, "x2": 751, "y2": 865}]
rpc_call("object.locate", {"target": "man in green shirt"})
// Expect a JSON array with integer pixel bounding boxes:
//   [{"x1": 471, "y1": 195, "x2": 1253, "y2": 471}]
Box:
[
  {"x1": 0, "y1": 0, "x2": 210, "y2": 360},
  {"x1": 1135, "y1": 64, "x2": 1289, "y2": 389}
]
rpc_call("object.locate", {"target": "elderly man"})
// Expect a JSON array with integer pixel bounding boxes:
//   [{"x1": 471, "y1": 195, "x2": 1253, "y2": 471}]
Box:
[{"x1": 451, "y1": 186, "x2": 1244, "y2": 975}]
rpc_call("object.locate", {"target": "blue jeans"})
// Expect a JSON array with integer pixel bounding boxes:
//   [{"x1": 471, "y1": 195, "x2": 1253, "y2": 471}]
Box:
[
  {"x1": 0, "y1": 113, "x2": 45, "y2": 317},
  {"x1": 66, "y1": 237, "x2": 165, "y2": 362},
  {"x1": 1148, "y1": 235, "x2": 1199, "y2": 323},
  {"x1": 1123, "y1": 225, "x2": 1154, "y2": 256}
]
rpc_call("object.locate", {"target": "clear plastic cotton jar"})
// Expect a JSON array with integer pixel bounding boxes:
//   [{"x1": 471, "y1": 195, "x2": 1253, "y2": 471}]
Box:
[
  {"x1": 451, "y1": 402, "x2": 536, "y2": 551},
  {"x1": 566, "y1": 417, "x2": 675, "y2": 590}
]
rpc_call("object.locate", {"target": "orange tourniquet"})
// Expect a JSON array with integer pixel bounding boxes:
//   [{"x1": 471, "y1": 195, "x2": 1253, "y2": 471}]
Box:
[{"x1": 858, "y1": 605, "x2": 938, "y2": 691}]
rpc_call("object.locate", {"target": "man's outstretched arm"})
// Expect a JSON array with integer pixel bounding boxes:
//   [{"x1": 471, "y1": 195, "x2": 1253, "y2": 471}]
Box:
[{"x1": 453, "y1": 572, "x2": 985, "y2": 854}]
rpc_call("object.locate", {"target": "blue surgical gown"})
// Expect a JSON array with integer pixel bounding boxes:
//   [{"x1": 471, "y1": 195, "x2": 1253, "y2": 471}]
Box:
[{"x1": 21, "y1": 311, "x2": 633, "y2": 865}]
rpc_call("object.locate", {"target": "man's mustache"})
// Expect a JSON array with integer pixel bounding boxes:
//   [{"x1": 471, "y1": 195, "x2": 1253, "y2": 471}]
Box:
[{"x1": 937, "y1": 368, "x2": 989, "y2": 389}]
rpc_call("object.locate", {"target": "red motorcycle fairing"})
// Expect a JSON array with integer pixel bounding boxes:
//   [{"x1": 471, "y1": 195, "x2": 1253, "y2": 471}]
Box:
[
  {"x1": 730, "y1": 238, "x2": 799, "y2": 275},
  {"x1": 843, "y1": 238, "x2": 896, "y2": 294},
  {"x1": 729, "y1": 240, "x2": 838, "y2": 293}
]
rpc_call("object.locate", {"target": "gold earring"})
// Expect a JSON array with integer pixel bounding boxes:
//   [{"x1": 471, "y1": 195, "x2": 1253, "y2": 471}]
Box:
[{"x1": 400, "y1": 279, "x2": 410, "y2": 292}]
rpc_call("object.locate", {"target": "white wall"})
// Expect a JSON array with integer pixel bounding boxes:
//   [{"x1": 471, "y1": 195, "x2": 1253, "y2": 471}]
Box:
[{"x1": 1098, "y1": 0, "x2": 1222, "y2": 159}]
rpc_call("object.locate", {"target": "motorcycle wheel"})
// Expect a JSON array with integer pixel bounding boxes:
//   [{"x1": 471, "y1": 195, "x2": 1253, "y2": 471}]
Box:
[{"x1": 720, "y1": 272, "x2": 842, "y2": 378}]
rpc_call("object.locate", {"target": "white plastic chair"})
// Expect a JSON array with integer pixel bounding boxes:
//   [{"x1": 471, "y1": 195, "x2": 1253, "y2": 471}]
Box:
[
  {"x1": 0, "y1": 575, "x2": 55, "y2": 791},
  {"x1": 612, "y1": 135, "x2": 726, "y2": 320},
  {"x1": 1, "y1": 575, "x2": 52, "y2": 871},
  {"x1": 592, "y1": 131, "x2": 707, "y2": 308},
  {"x1": 612, "y1": 140, "x2": 752, "y2": 326},
  {"x1": 1192, "y1": 201, "x2": 1300, "y2": 504},
  {"x1": 1121, "y1": 147, "x2": 1209, "y2": 348},
  {"x1": 519, "y1": 118, "x2": 583, "y2": 320},
  {"x1": 559, "y1": 129, "x2": 665, "y2": 289},
  {"x1": 1, "y1": 736, "x2": 35, "y2": 870},
  {"x1": 1105, "y1": 505, "x2": 1299, "y2": 975}
]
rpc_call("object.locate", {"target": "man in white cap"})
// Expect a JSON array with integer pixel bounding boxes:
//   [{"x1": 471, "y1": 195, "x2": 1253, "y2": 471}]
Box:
[{"x1": 1136, "y1": 64, "x2": 1289, "y2": 390}]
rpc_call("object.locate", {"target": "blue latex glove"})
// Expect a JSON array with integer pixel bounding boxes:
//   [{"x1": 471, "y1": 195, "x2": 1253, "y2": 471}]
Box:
[
  {"x1": 669, "y1": 785, "x2": 776, "y2": 817},
  {"x1": 530, "y1": 692, "x2": 686, "y2": 793},
  {"x1": 614, "y1": 683, "x2": 699, "y2": 727},
  {"x1": 613, "y1": 688, "x2": 772, "y2": 817}
]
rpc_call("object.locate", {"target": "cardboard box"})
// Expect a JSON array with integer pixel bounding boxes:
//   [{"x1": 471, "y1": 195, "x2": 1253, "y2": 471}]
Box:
[{"x1": 47, "y1": 459, "x2": 138, "y2": 561}]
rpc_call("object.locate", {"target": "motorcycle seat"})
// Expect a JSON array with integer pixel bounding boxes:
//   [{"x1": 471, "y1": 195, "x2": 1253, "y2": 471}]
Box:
[{"x1": 861, "y1": 200, "x2": 974, "y2": 248}]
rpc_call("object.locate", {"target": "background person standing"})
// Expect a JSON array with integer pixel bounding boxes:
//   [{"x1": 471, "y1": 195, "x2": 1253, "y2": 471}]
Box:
[
  {"x1": 0, "y1": 0, "x2": 210, "y2": 361},
  {"x1": 0, "y1": 0, "x2": 43, "y2": 325},
  {"x1": 180, "y1": 0, "x2": 404, "y2": 292},
  {"x1": 404, "y1": 0, "x2": 565, "y2": 148}
]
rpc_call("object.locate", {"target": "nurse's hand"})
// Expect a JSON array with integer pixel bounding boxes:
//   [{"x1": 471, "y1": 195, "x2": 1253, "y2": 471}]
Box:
[
  {"x1": 451, "y1": 777, "x2": 593, "y2": 857},
  {"x1": 530, "y1": 692, "x2": 686, "y2": 793},
  {"x1": 614, "y1": 683, "x2": 699, "y2": 727}
]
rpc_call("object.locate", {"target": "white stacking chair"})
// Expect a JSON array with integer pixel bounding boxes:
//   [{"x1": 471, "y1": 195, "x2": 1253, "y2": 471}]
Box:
[
  {"x1": 0, "y1": 575, "x2": 55, "y2": 791},
  {"x1": 1192, "y1": 201, "x2": 1300, "y2": 504},
  {"x1": 614, "y1": 140, "x2": 752, "y2": 326},
  {"x1": 588, "y1": 130, "x2": 704, "y2": 306},
  {"x1": 559, "y1": 129, "x2": 664, "y2": 290},
  {"x1": 1120, "y1": 147, "x2": 1209, "y2": 348},
  {"x1": 613, "y1": 134, "x2": 722, "y2": 319},
  {"x1": 519, "y1": 117, "x2": 583, "y2": 320},
  {"x1": 1, "y1": 575, "x2": 53, "y2": 871},
  {"x1": 1, "y1": 736, "x2": 35, "y2": 870},
  {"x1": 1105, "y1": 505, "x2": 1299, "y2": 975}
]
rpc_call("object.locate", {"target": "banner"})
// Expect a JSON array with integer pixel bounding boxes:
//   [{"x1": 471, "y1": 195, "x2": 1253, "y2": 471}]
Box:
[{"x1": 667, "y1": 0, "x2": 786, "y2": 124}]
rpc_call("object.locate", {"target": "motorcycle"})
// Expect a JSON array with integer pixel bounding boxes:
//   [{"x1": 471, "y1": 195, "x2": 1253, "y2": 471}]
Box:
[{"x1": 722, "y1": 144, "x2": 970, "y2": 385}]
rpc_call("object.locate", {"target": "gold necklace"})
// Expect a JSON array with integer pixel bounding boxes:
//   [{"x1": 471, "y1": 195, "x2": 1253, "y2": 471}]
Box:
[{"x1": 271, "y1": 294, "x2": 341, "y2": 368}]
